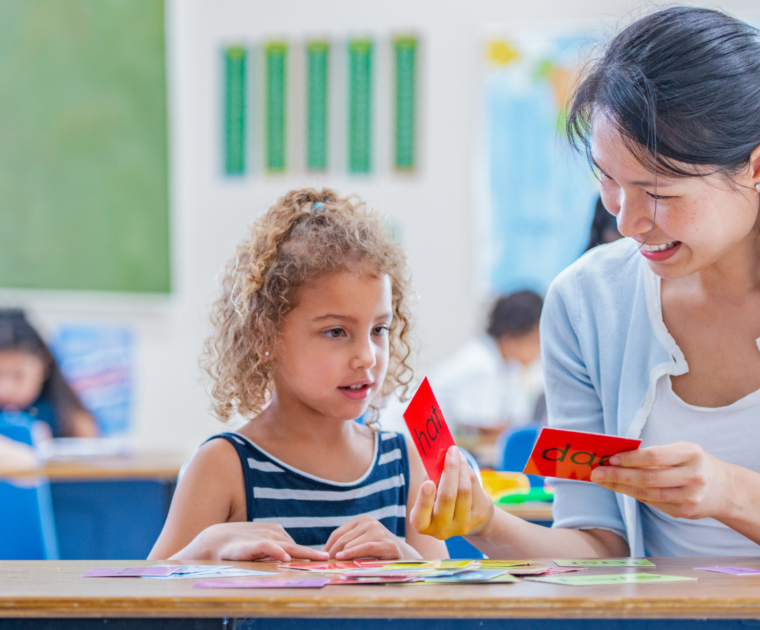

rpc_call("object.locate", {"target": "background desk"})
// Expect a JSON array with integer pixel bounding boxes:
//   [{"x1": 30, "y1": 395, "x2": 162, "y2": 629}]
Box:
[
  {"x1": 1, "y1": 558, "x2": 760, "y2": 629},
  {"x1": 0, "y1": 452, "x2": 187, "y2": 560}
]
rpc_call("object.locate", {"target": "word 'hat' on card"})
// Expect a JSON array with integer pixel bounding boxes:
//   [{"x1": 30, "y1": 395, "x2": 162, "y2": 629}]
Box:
[
  {"x1": 403, "y1": 377, "x2": 456, "y2": 483},
  {"x1": 523, "y1": 427, "x2": 641, "y2": 482}
]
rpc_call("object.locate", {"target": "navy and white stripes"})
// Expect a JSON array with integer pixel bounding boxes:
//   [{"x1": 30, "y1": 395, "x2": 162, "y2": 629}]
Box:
[{"x1": 210, "y1": 431, "x2": 410, "y2": 549}]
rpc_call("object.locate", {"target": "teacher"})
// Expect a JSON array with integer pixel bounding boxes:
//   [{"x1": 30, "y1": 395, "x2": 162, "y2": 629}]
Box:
[{"x1": 411, "y1": 6, "x2": 760, "y2": 558}]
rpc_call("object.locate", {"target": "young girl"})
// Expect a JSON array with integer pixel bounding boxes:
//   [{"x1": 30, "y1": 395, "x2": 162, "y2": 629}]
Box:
[
  {"x1": 411, "y1": 7, "x2": 760, "y2": 559},
  {"x1": 150, "y1": 189, "x2": 448, "y2": 562},
  {"x1": 0, "y1": 310, "x2": 97, "y2": 438}
]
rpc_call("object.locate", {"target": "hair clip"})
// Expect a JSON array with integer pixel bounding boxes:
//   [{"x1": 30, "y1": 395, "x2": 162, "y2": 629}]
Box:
[{"x1": 313, "y1": 201, "x2": 325, "y2": 213}]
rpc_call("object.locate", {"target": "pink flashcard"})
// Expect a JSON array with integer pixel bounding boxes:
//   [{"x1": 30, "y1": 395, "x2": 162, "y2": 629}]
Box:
[
  {"x1": 284, "y1": 562, "x2": 357, "y2": 572},
  {"x1": 82, "y1": 566, "x2": 181, "y2": 578},
  {"x1": 695, "y1": 566, "x2": 760, "y2": 576},
  {"x1": 193, "y1": 579, "x2": 328, "y2": 589}
]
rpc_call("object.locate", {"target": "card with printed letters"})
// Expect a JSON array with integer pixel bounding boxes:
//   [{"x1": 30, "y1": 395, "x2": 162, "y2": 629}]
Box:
[
  {"x1": 527, "y1": 572, "x2": 695, "y2": 586},
  {"x1": 523, "y1": 427, "x2": 641, "y2": 481},
  {"x1": 553, "y1": 558, "x2": 654, "y2": 567},
  {"x1": 403, "y1": 378, "x2": 456, "y2": 483}
]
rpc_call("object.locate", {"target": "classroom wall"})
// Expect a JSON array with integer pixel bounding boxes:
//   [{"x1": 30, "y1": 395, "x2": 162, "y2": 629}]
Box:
[{"x1": 6, "y1": 0, "x2": 758, "y2": 451}]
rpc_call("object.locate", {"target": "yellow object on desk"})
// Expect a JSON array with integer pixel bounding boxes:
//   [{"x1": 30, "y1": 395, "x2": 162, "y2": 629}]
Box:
[{"x1": 480, "y1": 470, "x2": 530, "y2": 498}]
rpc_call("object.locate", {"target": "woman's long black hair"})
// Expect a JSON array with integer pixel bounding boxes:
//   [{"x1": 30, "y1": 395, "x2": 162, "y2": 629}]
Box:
[
  {"x1": 0, "y1": 309, "x2": 92, "y2": 436},
  {"x1": 567, "y1": 7, "x2": 760, "y2": 181}
]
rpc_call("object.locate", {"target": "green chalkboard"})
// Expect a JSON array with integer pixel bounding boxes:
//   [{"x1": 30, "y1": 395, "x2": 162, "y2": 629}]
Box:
[{"x1": 0, "y1": 0, "x2": 170, "y2": 293}]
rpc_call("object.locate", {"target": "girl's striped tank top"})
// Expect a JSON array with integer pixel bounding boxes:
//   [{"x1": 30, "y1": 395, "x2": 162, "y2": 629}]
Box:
[{"x1": 209, "y1": 431, "x2": 410, "y2": 549}]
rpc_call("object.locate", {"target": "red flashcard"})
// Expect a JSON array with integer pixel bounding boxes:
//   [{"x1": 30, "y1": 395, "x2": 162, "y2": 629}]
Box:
[
  {"x1": 403, "y1": 377, "x2": 456, "y2": 483},
  {"x1": 523, "y1": 428, "x2": 641, "y2": 482}
]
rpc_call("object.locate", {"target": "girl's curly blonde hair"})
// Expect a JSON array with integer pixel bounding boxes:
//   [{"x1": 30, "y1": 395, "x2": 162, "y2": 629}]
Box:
[{"x1": 202, "y1": 187, "x2": 414, "y2": 427}]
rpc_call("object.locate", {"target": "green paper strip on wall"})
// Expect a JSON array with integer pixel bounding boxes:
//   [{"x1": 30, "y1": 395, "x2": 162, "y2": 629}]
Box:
[
  {"x1": 307, "y1": 40, "x2": 329, "y2": 171},
  {"x1": 394, "y1": 36, "x2": 417, "y2": 171},
  {"x1": 348, "y1": 38, "x2": 373, "y2": 173},
  {"x1": 224, "y1": 45, "x2": 246, "y2": 175},
  {"x1": 265, "y1": 41, "x2": 287, "y2": 172}
]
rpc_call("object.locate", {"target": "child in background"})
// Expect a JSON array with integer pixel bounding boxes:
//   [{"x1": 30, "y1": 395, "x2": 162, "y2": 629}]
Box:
[
  {"x1": 150, "y1": 188, "x2": 448, "y2": 562},
  {"x1": 0, "y1": 310, "x2": 97, "y2": 438}
]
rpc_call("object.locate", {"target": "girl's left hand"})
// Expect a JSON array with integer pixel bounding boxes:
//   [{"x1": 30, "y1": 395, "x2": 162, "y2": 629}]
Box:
[
  {"x1": 323, "y1": 514, "x2": 420, "y2": 560},
  {"x1": 590, "y1": 441, "x2": 732, "y2": 520}
]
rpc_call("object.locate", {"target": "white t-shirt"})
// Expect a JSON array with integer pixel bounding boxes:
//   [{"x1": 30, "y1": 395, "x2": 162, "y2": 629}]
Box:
[
  {"x1": 639, "y1": 375, "x2": 760, "y2": 557},
  {"x1": 427, "y1": 335, "x2": 544, "y2": 430}
]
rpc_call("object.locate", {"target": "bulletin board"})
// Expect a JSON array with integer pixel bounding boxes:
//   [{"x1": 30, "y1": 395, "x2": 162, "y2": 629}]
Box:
[{"x1": 0, "y1": 0, "x2": 170, "y2": 293}]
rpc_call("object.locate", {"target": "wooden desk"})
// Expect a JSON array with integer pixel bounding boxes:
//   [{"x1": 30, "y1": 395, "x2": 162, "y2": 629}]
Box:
[
  {"x1": 0, "y1": 450, "x2": 188, "y2": 481},
  {"x1": 1, "y1": 557, "x2": 760, "y2": 626}
]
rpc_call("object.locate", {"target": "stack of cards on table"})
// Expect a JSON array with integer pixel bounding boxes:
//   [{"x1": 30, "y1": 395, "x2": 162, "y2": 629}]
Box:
[{"x1": 82, "y1": 565, "x2": 277, "y2": 579}]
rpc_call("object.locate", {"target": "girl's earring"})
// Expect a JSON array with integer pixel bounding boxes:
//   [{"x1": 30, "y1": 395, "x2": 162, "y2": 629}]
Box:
[
  {"x1": 755, "y1": 183, "x2": 760, "y2": 192},
  {"x1": 264, "y1": 351, "x2": 270, "y2": 357}
]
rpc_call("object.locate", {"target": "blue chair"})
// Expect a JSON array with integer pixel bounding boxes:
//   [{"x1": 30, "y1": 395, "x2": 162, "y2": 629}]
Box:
[
  {"x1": 496, "y1": 422, "x2": 544, "y2": 488},
  {"x1": 0, "y1": 420, "x2": 59, "y2": 559}
]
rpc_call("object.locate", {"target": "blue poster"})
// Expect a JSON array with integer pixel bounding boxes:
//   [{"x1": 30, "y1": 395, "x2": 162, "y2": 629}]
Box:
[
  {"x1": 50, "y1": 325, "x2": 133, "y2": 436},
  {"x1": 479, "y1": 32, "x2": 599, "y2": 295}
]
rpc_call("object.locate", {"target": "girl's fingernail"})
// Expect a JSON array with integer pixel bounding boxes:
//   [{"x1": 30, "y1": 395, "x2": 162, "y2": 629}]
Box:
[
  {"x1": 591, "y1": 468, "x2": 605, "y2": 481},
  {"x1": 609, "y1": 456, "x2": 620, "y2": 466},
  {"x1": 423, "y1": 483, "x2": 434, "y2": 495}
]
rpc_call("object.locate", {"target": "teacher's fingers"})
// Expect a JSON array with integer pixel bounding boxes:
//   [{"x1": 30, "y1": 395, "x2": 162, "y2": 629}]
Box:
[
  {"x1": 591, "y1": 462, "x2": 692, "y2": 488},
  {"x1": 608, "y1": 442, "x2": 702, "y2": 468}
]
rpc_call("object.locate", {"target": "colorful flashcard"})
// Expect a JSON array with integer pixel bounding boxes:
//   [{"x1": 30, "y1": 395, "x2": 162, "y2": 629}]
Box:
[
  {"x1": 504, "y1": 566, "x2": 554, "y2": 576},
  {"x1": 330, "y1": 576, "x2": 424, "y2": 585},
  {"x1": 145, "y1": 567, "x2": 277, "y2": 580},
  {"x1": 554, "y1": 558, "x2": 654, "y2": 567},
  {"x1": 487, "y1": 574, "x2": 520, "y2": 583},
  {"x1": 438, "y1": 560, "x2": 479, "y2": 570},
  {"x1": 403, "y1": 378, "x2": 457, "y2": 483},
  {"x1": 695, "y1": 566, "x2": 760, "y2": 576},
  {"x1": 477, "y1": 560, "x2": 533, "y2": 568},
  {"x1": 193, "y1": 579, "x2": 329, "y2": 589},
  {"x1": 423, "y1": 570, "x2": 508, "y2": 584},
  {"x1": 527, "y1": 572, "x2": 696, "y2": 587},
  {"x1": 353, "y1": 560, "x2": 433, "y2": 568},
  {"x1": 523, "y1": 428, "x2": 641, "y2": 482},
  {"x1": 82, "y1": 566, "x2": 181, "y2": 578},
  {"x1": 284, "y1": 562, "x2": 358, "y2": 573},
  {"x1": 342, "y1": 569, "x2": 437, "y2": 579}
]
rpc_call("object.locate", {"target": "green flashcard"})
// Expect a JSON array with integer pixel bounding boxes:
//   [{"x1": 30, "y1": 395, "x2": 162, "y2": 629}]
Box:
[
  {"x1": 306, "y1": 40, "x2": 329, "y2": 170},
  {"x1": 528, "y1": 572, "x2": 696, "y2": 587},
  {"x1": 394, "y1": 36, "x2": 417, "y2": 171},
  {"x1": 348, "y1": 38, "x2": 373, "y2": 173},
  {"x1": 554, "y1": 559, "x2": 655, "y2": 567},
  {"x1": 224, "y1": 45, "x2": 246, "y2": 174},
  {"x1": 265, "y1": 41, "x2": 287, "y2": 172}
]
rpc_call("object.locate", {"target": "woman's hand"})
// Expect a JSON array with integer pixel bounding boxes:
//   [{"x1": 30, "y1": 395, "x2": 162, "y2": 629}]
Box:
[
  {"x1": 410, "y1": 446, "x2": 494, "y2": 540},
  {"x1": 323, "y1": 515, "x2": 418, "y2": 560},
  {"x1": 172, "y1": 522, "x2": 329, "y2": 562},
  {"x1": 590, "y1": 442, "x2": 732, "y2": 520}
]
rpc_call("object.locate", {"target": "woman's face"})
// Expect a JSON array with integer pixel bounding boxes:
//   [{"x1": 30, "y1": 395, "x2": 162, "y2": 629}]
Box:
[
  {"x1": 591, "y1": 114, "x2": 760, "y2": 280},
  {"x1": 0, "y1": 350, "x2": 47, "y2": 411}
]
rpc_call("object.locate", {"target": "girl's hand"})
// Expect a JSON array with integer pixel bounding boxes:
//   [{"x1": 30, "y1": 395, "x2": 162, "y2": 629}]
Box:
[
  {"x1": 323, "y1": 515, "x2": 417, "y2": 560},
  {"x1": 590, "y1": 442, "x2": 731, "y2": 520},
  {"x1": 410, "y1": 446, "x2": 494, "y2": 540},
  {"x1": 175, "y1": 522, "x2": 329, "y2": 562}
]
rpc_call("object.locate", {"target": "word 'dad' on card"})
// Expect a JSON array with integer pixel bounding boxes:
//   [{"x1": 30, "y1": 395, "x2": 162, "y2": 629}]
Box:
[
  {"x1": 403, "y1": 377, "x2": 456, "y2": 483},
  {"x1": 523, "y1": 427, "x2": 641, "y2": 482}
]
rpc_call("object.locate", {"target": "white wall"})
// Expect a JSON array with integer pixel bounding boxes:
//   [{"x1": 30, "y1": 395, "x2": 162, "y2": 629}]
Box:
[{"x1": 7, "y1": 0, "x2": 758, "y2": 451}]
